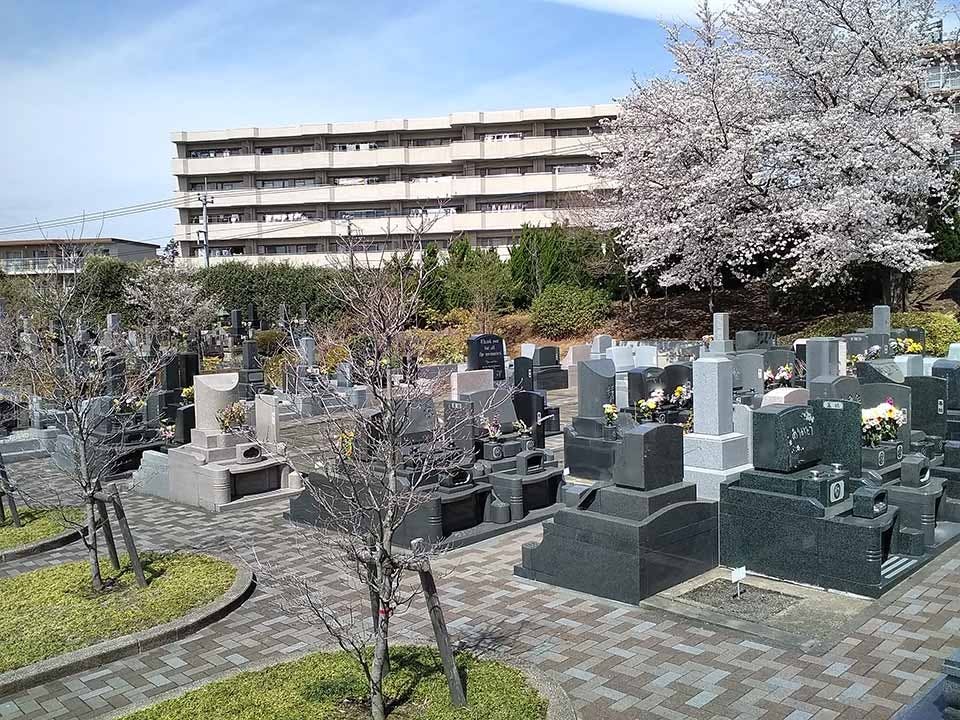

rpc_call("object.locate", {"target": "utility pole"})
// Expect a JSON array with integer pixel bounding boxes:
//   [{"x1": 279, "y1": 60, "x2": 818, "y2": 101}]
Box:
[{"x1": 197, "y1": 177, "x2": 213, "y2": 269}]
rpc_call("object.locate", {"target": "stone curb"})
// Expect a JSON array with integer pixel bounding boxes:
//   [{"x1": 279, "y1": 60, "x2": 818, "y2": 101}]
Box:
[
  {"x1": 98, "y1": 646, "x2": 575, "y2": 720},
  {"x1": 510, "y1": 660, "x2": 578, "y2": 720},
  {"x1": 0, "y1": 526, "x2": 84, "y2": 563},
  {"x1": 0, "y1": 554, "x2": 255, "y2": 697}
]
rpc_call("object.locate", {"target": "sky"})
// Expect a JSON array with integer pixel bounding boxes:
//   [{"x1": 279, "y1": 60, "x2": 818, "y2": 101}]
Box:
[{"x1": 0, "y1": 0, "x2": 698, "y2": 248}]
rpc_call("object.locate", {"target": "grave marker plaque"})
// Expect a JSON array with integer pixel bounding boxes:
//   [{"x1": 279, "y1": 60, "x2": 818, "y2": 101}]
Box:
[{"x1": 467, "y1": 333, "x2": 506, "y2": 382}]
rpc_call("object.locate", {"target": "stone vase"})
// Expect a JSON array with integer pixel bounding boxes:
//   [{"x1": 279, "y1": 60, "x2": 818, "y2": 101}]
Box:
[{"x1": 861, "y1": 440, "x2": 904, "y2": 470}]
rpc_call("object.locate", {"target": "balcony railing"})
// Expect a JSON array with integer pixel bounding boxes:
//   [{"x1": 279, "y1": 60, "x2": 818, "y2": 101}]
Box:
[{"x1": 0, "y1": 257, "x2": 87, "y2": 274}]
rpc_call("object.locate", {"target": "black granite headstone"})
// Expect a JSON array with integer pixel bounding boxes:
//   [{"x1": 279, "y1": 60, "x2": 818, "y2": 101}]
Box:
[
  {"x1": 810, "y1": 398, "x2": 862, "y2": 478},
  {"x1": 855, "y1": 359, "x2": 904, "y2": 385},
  {"x1": 612, "y1": 423, "x2": 683, "y2": 491},
  {"x1": 753, "y1": 405, "x2": 820, "y2": 473},
  {"x1": 513, "y1": 390, "x2": 547, "y2": 448},
  {"x1": 174, "y1": 404, "x2": 196, "y2": 445},
  {"x1": 627, "y1": 367, "x2": 663, "y2": 407},
  {"x1": 443, "y1": 399, "x2": 474, "y2": 453},
  {"x1": 860, "y1": 383, "x2": 912, "y2": 446},
  {"x1": 513, "y1": 356, "x2": 533, "y2": 392},
  {"x1": 933, "y1": 359, "x2": 960, "y2": 411},
  {"x1": 532, "y1": 346, "x2": 560, "y2": 368},
  {"x1": 467, "y1": 333, "x2": 506, "y2": 382},
  {"x1": 808, "y1": 375, "x2": 861, "y2": 402},
  {"x1": 904, "y1": 376, "x2": 947, "y2": 439}
]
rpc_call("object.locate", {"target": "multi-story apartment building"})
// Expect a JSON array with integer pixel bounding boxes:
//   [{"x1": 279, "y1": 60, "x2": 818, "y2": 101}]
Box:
[
  {"x1": 0, "y1": 237, "x2": 157, "y2": 275},
  {"x1": 170, "y1": 104, "x2": 618, "y2": 266}
]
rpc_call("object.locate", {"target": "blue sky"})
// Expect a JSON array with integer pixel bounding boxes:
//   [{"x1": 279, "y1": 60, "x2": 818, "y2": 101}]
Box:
[{"x1": 0, "y1": 0, "x2": 694, "y2": 246}]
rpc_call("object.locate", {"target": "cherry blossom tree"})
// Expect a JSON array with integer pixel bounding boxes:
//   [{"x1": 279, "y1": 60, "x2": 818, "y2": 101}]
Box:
[{"x1": 596, "y1": 0, "x2": 960, "y2": 308}]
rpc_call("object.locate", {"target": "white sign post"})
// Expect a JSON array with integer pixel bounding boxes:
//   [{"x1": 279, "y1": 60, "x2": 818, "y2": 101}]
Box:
[{"x1": 731, "y1": 566, "x2": 747, "y2": 599}]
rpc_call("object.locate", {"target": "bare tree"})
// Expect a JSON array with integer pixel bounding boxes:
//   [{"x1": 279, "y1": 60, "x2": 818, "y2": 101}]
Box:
[
  {"x1": 0, "y1": 252, "x2": 173, "y2": 591},
  {"x1": 255, "y1": 218, "x2": 501, "y2": 720}
]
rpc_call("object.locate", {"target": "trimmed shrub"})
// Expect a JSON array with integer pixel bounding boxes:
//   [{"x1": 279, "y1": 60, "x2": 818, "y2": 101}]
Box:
[
  {"x1": 794, "y1": 311, "x2": 960, "y2": 356},
  {"x1": 530, "y1": 284, "x2": 610, "y2": 339},
  {"x1": 254, "y1": 329, "x2": 286, "y2": 356}
]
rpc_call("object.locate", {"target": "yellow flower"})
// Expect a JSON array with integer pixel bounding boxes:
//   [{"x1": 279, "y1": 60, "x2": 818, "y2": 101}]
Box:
[{"x1": 646, "y1": 399, "x2": 657, "y2": 409}]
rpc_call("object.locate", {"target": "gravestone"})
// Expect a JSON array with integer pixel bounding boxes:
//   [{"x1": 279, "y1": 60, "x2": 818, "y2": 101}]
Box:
[
  {"x1": 811, "y1": 398, "x2": 862, "y2": 478},
  {"x1": 450, "y1": 369, "x2": 494, "y2": 400},
  {"x1": 531, "y1": 346, "x2": 568, "y2": 391},
  {"x1": 513, "y1": 390, "x2": 547, "y2": 448},
  {"x1": 467, "y1": 334, "x2": 506, "y2": 382},
  {"x1": 591, "y1": 334, "x2": 613, "y2": 360},
  {"x1": 612, "y1": 422, "x2": 683, "y2": 491},
  {"x1": 761, "y1": 387, "x2": 810, "y2": 407},
  {"x1": 606, "y1": 346, "x2": 636, "y2": 372},
  {"x1": 856, "y1": 359, "x2": 905, "y2": 385},
  {"x1": 683, "y1": 355, "x2": 752, "y2": 499},
  {"x1": 894, "y1": 354, "x2": 923, "y2": 378},
  {"x1": 520, "y1": 343, "x2": 536, "y2": 359},
  {"x1": 443, "y1": 399, "x2": 475, "y2": 453},
  {"x1": 299, "y1": 336, "x2": 317, "y2": 367},
  {"x1": 628, "y1": 367, "x2": 663, "y2": 408},
  {"x1": 904, "y1": 376, "x2": 947, "y2": 439},
  {"x1": 948, "y1": 343, "x2": 960, "y2": 361},
  {"x1": 564, "y1": 359, "x2": 623, "y2": 481},
  {"x1": 843, "y1": 333, "x2": 869, "y2": 358},
  {"x1": 230, "y1": 309, "x2": 243, "y2": 339},
  {"x1": 808, "y1": 375, "x2": 861, "y2": 402},
  {"x1": 634, "y1": 345, "x2": 658, "y2": 367},
  {"x1": 753, "y1": 405, "x2": 820, "y2": 473},
  {"x1": 933, "y1": 360, "x2": 960, "y2": 411},
  {"x1": 513, "y1": 356, "x2": 533, "y2": 392},
  {"x1": 735, "y1": 330, "x2": 759, "y2": 352},
  {"x1": 194, "y1": 373, "x2": 240, "y2": 431},
  {"x1": 874, "y1": 305, "x2": 891, "y2": 335},
  {"x1": 806, "y1": 337, "x2": 840, "y2": 381},
  {"x1": 255, "y1": 394, "x2": 280, "y2": 448},
  {"x1": 709, "y1": 313, "x2": 734, "y2": 353},
  {"x1": 659, "y1": 364, "x2": 694, "y2": 395},
  {"x1": 732, "y1": 352, "x2": 764, "y2": 394},
  {"x1": 577, "y1": 360, "x2": 616, "y2": 418}
]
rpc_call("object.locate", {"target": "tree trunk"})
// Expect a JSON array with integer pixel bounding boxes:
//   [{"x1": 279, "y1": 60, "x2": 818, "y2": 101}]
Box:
[
  {"x1": 369, "y1": 611, "x2": 389, "y2": 720},
  {"x1": 86, "y1": 498, "x2": 103, "y2": 592}
]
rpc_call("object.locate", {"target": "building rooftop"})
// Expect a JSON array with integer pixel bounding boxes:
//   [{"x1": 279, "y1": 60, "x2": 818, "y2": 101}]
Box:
[{"x1": 171, "y1": 103, "x2": 620, "y2": 143}]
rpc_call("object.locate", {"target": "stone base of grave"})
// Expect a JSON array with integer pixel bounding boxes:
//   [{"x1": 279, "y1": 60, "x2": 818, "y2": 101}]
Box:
[
  {"x1": 514, "y1": 483, "x2": 719, "y2": 605},
  {"x1": 682, "y1": 432, "x2": 751, "y2": 500},
  {"x1": 164, "y1": 430, "x2": 303, "y2": 513},
  {"x1": 0, "y1": 428, "x2": 58, "y2": 463},
  {"x1": 53, "y1": 432, "x2": 162, "y2": 477},
  {"x1": 131, "y1": 449, "x2": 169, "y2": 497},
  {"x1": 563, "y1": 429, "x2": 619, "y2": 483}
]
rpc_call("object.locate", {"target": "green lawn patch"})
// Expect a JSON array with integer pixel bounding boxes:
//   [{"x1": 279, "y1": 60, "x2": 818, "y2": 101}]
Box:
[
  {"x1": 122, "y1": 645, "x2": 548, "y2": 720},
  {"x1": 0, "y1": 552, "x2": 236, "y2": 673},
  {"x1": 0, "y1": 506, "x2": 84, "y2": 552}
]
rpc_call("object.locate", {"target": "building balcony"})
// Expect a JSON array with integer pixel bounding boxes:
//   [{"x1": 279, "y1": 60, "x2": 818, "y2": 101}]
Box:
[
  {"x1": 173, "y1": 208, "x2": 571, "y2": 244},
  {"x1": 172, "y1": 136, "x2": 603, "y2": 177},
  {"x1": 174, "y1": 171, "x2": 607, "y2": 210},
  {"x1": 0, "y1": 257, "x2": 85, "y2": 275}
]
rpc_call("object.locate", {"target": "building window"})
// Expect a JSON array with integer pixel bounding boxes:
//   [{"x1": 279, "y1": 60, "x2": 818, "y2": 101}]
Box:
[
  {"x1": 480, "y1": 166, "x2": 526, "y2": 177},
  {"x1": 548, "y1": 127, "x2": 590, "y2": 137},
  {"x1": 335, "y1": 209, "x2": 388, "y2": 219},
  {"x1": 404, "y1": 138, "x2": 451, "y2": 147},
  {"x1": 189, "y1": 147, "x2": 242, "y2": 159},
  {"x1": 190, "y1": 213, "x2": 242, "y2": 224},
  {"x1": 926, "y1": 63, "x2": 960, "y2": 90},
  {"x1": 255, "y1": 145, "x2": 312, "y2": 155},
  {"x1": 334, "y1": 176, "x2": 385, "y2": 185},
  {"x1": 550, "y1": 163, "x2": 593, "y2": 174},
  {"x1": 408, "y1": 207, "x2": 458, "y2": 217},
  {"x1": 256, "y1": 178, "x2": 315, "y2": 189},
  {"x1": 190, "y1": 180, "x2": 241, "y2": 191},
  {"x1": 482, "y1": 132, "x2": 524, "y2": 142},
  {"x1": 479, "y1": 201, "x2": 528, "y2": 212},
  {"x1": 257, "y1": 211, "x2": 315, "y2": 222},
  {"x1": 330, "y1": 141, "x2": 382, "y2": 152},
  {"x1": 210, "y1": 246, "x2": 245, "y2": 257}
]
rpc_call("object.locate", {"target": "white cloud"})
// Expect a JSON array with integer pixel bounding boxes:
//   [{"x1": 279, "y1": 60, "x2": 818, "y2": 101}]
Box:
[{"x1": 544, "y1": 0, "x2": 728, "y2": 22}]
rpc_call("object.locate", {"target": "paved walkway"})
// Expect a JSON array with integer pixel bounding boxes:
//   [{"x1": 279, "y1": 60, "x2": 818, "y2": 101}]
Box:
[{"x1": 1, "y1": 458, "x2": 957, "y2": 719}]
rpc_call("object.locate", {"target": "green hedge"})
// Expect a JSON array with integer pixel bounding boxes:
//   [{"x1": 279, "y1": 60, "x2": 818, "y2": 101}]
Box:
[
  {"x1": 795, "y1": 311, "x2": 960, "y2": 356},
  {"x1": 530, "y1": 283, "x2": 610, "y2": 339},
  {"x1": 196, "y1": 262, "x2": 339, "y2": 323}
]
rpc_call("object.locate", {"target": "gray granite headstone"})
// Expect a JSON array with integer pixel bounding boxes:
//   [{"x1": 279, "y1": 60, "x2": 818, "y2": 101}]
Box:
[
  {"x1": 811, "y1": 398, "x2": 862, "y2": 478},
  {"x1": 763, "y1": 348, "x2": 796, "y2": 374},
  {"x1": 806, "y1": 337, "x2": 840, "y2": 381},
  {"x1": 808, "y1": 375, "x2": 861, "y2": 402},
  {"x1": 577, "y1": 359, "x2": 616, "y2": 418},
  {"x1": 735, "y1": 330, "x2": 759, "y2": 352},
  {"x1": 873, "y1": 305, "x2": 891, "y2": 335},
  {"x1": 752, "y1": 404, "x2": 820, "y2": 473},
  {"x1": 692, "y1": 355, "x2": 733, "y2": 435},
  {"x1": 855, "y1": 359, "x2": 904, "y2": 385},
  {"x1": 842, "y1": 333, "x2": 869, "y2": 357},
  {"x1": 732, "y1": 353, "x2": 764, "y2": 394}
]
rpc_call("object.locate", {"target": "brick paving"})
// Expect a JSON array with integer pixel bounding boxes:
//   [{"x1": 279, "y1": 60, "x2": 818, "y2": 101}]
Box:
[{"x1": 1, "y1": 457, "x2": 957, "y2": 719}]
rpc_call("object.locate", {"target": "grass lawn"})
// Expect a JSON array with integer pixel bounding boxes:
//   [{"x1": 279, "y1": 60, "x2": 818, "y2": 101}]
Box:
[
  {"x1": 0, "y1": 552, "x2": 236, "y2": 673},
  {"x1": 0, "y1": 506, "x2": 85, "y2": 552},
  {"x1": 122, "y1": 645, "x2": 548, "y2": 720}
]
